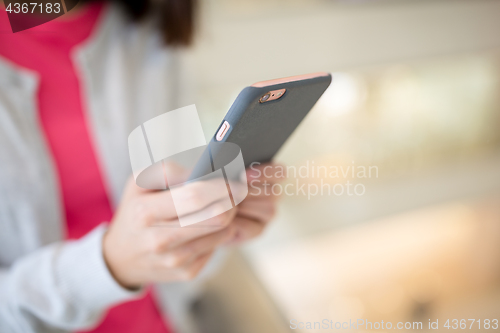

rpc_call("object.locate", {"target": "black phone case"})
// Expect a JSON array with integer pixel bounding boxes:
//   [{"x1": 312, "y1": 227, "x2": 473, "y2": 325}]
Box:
[{"x1": 189, "y1": 74, "x2": 332, "y2": 181}]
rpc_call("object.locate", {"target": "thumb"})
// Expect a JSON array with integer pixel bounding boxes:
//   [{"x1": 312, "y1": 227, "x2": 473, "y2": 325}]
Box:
[
  {"x1": 162, "y1": 161, "x2": 190, "y2": 187},
  {"x1": 131, "y1": 160, "x2": 189, "y2": 193}
]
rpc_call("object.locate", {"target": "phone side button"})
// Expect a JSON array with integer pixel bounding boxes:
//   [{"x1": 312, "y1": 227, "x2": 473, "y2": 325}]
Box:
[{"x1": 216, "y1": 121, "x2": 230, "y2": 141}]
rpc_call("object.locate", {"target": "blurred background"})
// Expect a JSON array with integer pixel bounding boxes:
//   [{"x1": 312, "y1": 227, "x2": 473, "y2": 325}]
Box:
[{"x1": 182, "y1": 0, "x2": 500, "y2": 332}]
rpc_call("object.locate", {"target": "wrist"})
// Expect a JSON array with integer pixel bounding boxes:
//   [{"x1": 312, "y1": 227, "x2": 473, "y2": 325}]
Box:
[{"x1": 102, "y1": 230, "x2": 141, "y2": 291}]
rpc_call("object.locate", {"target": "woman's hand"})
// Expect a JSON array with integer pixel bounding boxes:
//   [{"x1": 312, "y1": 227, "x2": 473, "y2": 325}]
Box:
[
  {"x1": 103, "y1": 174, "x2": 239, "y2": 289},
  {"x1": 103, "y1": 163, "x2": 285, "y2": 289}
]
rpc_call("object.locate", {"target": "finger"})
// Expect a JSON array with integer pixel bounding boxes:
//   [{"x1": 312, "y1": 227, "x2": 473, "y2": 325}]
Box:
[
  {"x1": 242, "y1": 163, "x2": 287, "y2": 184},
  {"x1": 160, "y1": 225, "x2": 235, "y2": 268},
  {"x1": 162, "y1": 161, "x2": 190, "y2": 187},
  {"x1": 172, "y1": 199, "x2": 236, "y2": 228},
  {"x1": 237, "y1": 198, "x2": 276, "y2": 224},
  {"x1": 166, "y1": 178, "x2": 235, "y2": 216},
  {"x1": 226, "y1": 216, "x2": 265, "y2": 245},
  {"x1": 123, "y1": 176, "x2": 151, "y2": 199},
  {"x1": 152, "y1": 198, "x2": 238, "y2": 229},
  {"x1": 148, "y1": 206, "x2": 237, "y2": 251},
  {"x1": 246, "y1": 180, "x2": 283, "y2": 200},
  {"x1": 124, "y1": 161, "x2": 189, "y2": 200},
  {"x1": 140, "y1": 178, "x2": 235, "y2": 224}
]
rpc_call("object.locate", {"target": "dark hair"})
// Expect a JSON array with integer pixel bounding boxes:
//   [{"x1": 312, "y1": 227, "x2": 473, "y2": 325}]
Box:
[{"x1": 89, "y1": 0, "x2": 198, "y2": 46}]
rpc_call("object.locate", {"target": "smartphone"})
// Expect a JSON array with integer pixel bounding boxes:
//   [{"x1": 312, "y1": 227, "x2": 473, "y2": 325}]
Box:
[{"x1": 189, "y1": 72, "x2": 332, "y2": 180}]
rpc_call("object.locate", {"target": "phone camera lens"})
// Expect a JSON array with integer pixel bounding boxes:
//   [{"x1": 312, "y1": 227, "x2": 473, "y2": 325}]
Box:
[{"x1": 261, "y1": 93, "x2": 271, "y2": 102}]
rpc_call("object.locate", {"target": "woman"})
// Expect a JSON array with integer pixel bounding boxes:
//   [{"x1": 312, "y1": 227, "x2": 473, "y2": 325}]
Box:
[{"x1": 0, "y1": 1, "x2": 282, "y2": 332}]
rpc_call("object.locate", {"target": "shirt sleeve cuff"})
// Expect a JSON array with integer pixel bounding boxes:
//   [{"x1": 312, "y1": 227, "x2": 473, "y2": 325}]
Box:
[{"x1": 55, "y1": 224, "x2": 143, "y2": 311}]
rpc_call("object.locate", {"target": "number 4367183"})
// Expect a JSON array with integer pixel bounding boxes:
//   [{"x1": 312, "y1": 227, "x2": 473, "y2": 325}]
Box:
[
  {"x1": 444, "y1": 319, "x2": 499, "y2": 330},
  {"x1": 6, "y1": 2, "x2": 61, "y2": 14}
]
